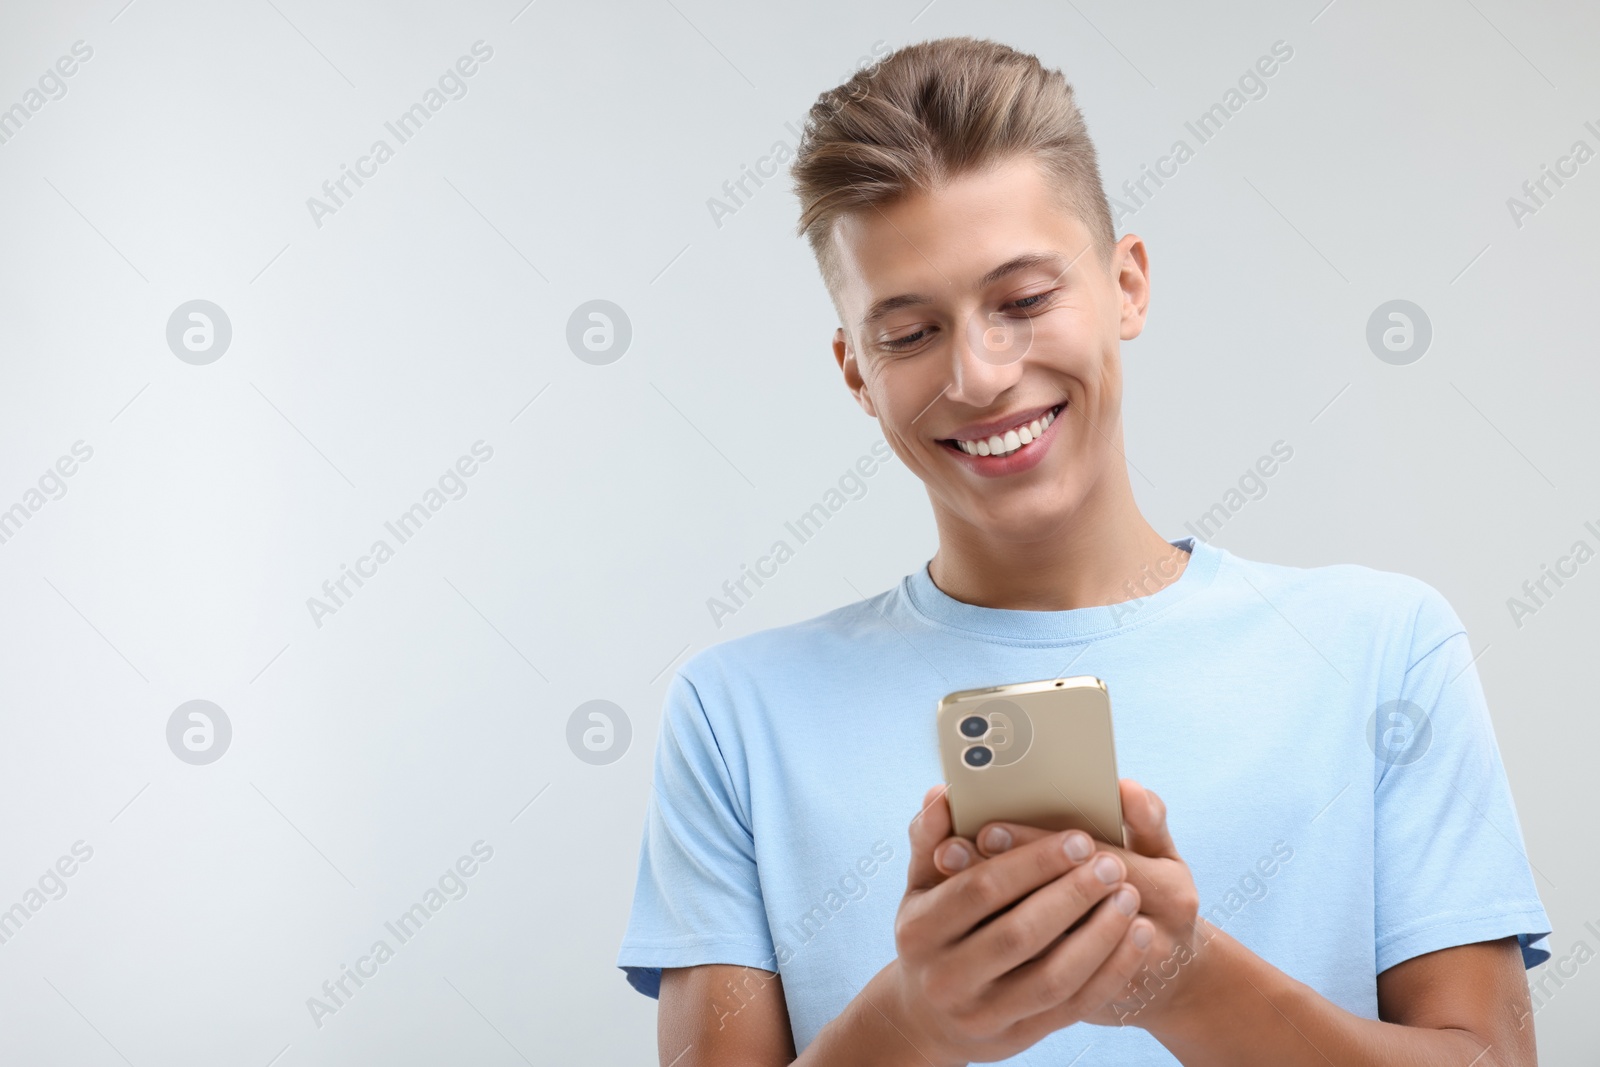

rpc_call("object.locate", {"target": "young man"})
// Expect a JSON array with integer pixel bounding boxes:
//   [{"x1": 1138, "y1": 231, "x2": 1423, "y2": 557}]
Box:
[{"x1": 616, "y1": 36, "x2": 1551, "y2": 1065}]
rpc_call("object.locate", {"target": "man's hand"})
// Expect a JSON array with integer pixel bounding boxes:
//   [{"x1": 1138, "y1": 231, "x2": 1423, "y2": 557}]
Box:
[
  {"x1": 943, "y1": 778, "x2": 1206, "y2": 1029},
  {"x1": 862, "y1": 778, "x2": 1532, "y2": 1067},
  {"x1": 881, "y1": 783, "x2": 1157, "y2": 1065}
]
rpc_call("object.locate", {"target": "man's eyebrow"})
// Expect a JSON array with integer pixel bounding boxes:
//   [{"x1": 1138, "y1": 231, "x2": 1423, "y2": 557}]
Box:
[
  {"x1": 858, "y1": 251, "x2": 1069, "y2": 330},
  {"x1": 978, "y1": 250, "x2": 1067, "y2": 288}
]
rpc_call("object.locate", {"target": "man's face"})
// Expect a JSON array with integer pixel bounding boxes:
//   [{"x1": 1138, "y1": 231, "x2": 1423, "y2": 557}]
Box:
[{"x1": 830, "y1": 154, "x2": 1149, "y2": 543}]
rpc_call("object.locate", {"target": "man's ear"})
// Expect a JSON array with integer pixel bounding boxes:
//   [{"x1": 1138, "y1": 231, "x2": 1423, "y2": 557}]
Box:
[
  {"x1": 833, "y1": 327, "x2": 878, "y2": 417},
  {"x1": 1115, "y1": 234, "x2": 1152, "y2": 342}
]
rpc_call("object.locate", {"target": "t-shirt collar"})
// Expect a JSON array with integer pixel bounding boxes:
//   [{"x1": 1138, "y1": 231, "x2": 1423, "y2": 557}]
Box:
[{"x1": 900, "y1": 535, "x2": 1221, "y2": 643}]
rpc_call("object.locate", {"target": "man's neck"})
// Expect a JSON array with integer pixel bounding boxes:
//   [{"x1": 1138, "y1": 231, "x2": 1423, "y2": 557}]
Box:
[{"x1": 925, "y1": 479, "x2": 1188, "y2": 612}]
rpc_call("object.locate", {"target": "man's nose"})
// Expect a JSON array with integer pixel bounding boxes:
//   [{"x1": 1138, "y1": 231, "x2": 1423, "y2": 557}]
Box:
[{"x1": 945, "y1": 309, "x2": 1030, "y2": 408}]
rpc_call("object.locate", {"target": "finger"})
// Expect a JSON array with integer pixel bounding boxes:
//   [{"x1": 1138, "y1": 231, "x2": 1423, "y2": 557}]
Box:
[
  {"x1": 1119, "y1": 779, "x2": 1179, "y2": 860},
  {"x1": 974, "y1": 817, "x2": 1122, "y2": 859},
  {"x1": 946, "y1": 849, "x2": 1130, "y2": 984},
  {"x1": 906, "y1": 784, "x2": 955, "y2": 892},
  {"x1": 919, "y1": 828, "x2": 1098, "y2": 946},
  {"x1": 984, "y1": 873, "x2": 1143, "y2": 1020},
  {"x1": 934, "y1": 835, "x2": 979, "y2": 878},
  {"x1": 972, "y1": 821, "x2": 1053, "y2": 858},
  {"x1": 1030, "y1": 915, "x2": 1158, "y2": 1030},
  {"x1": 1098, "y1": 845, "x2": 1164, "y2": 904}
]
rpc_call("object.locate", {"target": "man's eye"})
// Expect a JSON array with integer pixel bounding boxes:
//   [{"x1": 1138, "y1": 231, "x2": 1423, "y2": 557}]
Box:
[
  {"x1": 881, "y1": 328, "x2": 930, "y2": 352},
  {"x1": 880, "y1": 293, "x2": 1054, "y2": 352},
  {"x1": 1009, "y1": 290, "x2": 1055, "y2": 312}
]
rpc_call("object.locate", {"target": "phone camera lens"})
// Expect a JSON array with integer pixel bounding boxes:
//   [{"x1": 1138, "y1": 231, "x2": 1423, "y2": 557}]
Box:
[
  {"x1": 959, "y1": 715, "x2": 988, "y2": 738},
  {"x1": 963, "y1": 745, "x2": 993, "y2": 768}
]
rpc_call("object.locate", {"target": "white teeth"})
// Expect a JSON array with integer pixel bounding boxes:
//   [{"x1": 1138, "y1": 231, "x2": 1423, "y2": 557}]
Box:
[{"x1": 952, "y1": 404, "x2": 1063, "y2": 458}]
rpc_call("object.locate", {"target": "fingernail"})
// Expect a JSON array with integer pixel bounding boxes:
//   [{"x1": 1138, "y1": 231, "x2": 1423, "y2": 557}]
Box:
[
  {"x1": 942, "y1": 843, "x2": 969, "y2": 871},
  {"x1": 1132, "y1": 920, "x2": 1153, "y2": 948},
  {"x1": 1112, "y1": 887, "x2": 1137, "y2": 916},
  {"x1": 1063, "y1": 832, "x2": 1093, "y2": 862},
  {"x1": 983, "y1": 826, "x2": 1012, "y2": 852},
  {"x1": 1094, "y1": 855, "x2": 1122, "y2": 884}
]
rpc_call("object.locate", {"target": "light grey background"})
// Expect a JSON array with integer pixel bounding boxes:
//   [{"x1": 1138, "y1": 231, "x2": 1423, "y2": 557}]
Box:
[{"x1": 0, "y1": 0, "x2": 1594, "y2": 1063}]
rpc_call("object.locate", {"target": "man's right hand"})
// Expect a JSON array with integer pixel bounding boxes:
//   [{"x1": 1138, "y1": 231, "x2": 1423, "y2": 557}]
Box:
[{"x1": 885, "y1": 784, "x2": 1155, "y2": 1065}]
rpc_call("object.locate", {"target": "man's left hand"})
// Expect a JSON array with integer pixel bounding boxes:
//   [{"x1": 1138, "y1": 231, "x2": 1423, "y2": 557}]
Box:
[{"x1": 932, "y1": 778, "x2": 1210, "y2": 1029}]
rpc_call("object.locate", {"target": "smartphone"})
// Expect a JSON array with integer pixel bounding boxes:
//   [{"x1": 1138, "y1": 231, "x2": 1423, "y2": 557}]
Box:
[{"x1": 936, "y1": 675, "x2": 1125, "y2": 848}]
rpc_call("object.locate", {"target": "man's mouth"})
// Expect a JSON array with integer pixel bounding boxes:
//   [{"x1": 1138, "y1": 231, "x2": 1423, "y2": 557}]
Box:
[{"x1": 940, "y1": 402, "x2": 1066, "y2": 458}]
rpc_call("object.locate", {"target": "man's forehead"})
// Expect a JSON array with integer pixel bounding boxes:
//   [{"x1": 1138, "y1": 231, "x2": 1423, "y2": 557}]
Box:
[
  {"x1": 832, "y1": 233, "x2": 1091, "y2": 333},
  {"x1": 826, "y1": 170, "x2": 1094, "y2": 328}
]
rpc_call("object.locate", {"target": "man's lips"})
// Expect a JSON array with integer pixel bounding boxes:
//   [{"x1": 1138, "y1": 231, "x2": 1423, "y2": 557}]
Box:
[
  {"x1": 939, "y1": 401, "x2": 1064, "y2": 443},
  {"x1": 937, "y1": 401, "x2": 1067, "y2": 475},
  {"x1": 943, "y1": 404, "x2": 1059, "y2": 456}
]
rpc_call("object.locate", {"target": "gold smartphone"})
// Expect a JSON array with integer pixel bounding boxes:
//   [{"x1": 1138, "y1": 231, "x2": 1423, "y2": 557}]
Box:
[{"x1": 936, "y1": 675, "x2": 1125, "y2": 847}]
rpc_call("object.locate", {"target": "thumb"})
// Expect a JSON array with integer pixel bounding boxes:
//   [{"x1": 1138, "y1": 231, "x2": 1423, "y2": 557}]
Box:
[
  {"x1": 1120, "y1": 779, "x2": 1179, "y2": 859},
  {"x1": 905, "y1": 784, "x2": 954, "y2": 892}
]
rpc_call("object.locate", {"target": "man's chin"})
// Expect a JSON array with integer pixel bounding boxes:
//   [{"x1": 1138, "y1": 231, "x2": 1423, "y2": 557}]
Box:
[{"x1": 943, "y1": 492, "x2": 1084, "y2": 545}]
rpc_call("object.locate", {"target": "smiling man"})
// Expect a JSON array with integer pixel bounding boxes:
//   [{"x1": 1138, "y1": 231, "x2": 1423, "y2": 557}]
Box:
[{"x1": 616, "y1": 36, "x2": 1551, "y2": 1066}]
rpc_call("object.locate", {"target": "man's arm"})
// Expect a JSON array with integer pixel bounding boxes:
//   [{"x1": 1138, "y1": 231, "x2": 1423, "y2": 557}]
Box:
[
  {"x1": 658, "y1": 961, "x2": 954, "y2": 1067},
  {"x1": 655, "y1": 784, "x2": 1156, "y2": 1066},
  {"x1": 658, "y1": 884, "x2": 1540, "y2": 1067},
  {"x1": 658, "y1": 965, "x2": 796, "y2": 1067},
  {"x1": 960, "y1": 782, "x2": 1539, "y2": 1065},
  {"x1": 1144, "y1": 928, "x2": 1535, "y2": 1066}
]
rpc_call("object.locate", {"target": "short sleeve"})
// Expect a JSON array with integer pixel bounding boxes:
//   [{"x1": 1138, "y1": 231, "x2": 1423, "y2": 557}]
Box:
[
  {"x1": 615, "y1": 669, "x2": 777, "y2": 998},
  {"x1": 1372, "y1": 588, "x2": 1552, "y2": 973}
]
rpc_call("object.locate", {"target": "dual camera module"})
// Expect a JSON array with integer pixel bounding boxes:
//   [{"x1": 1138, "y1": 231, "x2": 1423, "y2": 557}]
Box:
[
  {"x1": 959, "y1": 713, "x2": 995, "y2": 767},
  {"x1": 955, "y1": 694, "x2": 1044, "y2": 769}
]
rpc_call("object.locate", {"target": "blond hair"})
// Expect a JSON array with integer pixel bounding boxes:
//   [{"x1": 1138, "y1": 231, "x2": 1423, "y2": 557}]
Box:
[{"x1": 791, "y1": 36, "x2": 1115, "y2": 312}]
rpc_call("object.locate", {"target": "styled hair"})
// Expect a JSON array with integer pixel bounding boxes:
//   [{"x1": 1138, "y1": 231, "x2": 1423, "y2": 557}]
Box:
[{"x1": 791, "y1": 36, "x2": 1115, "y2": 315}]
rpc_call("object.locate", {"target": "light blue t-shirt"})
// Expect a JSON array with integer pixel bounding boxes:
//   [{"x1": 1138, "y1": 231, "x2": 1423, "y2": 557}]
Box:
[{"x1": 616, "y1": 536, "x2": 1551, "y2": 1062}]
